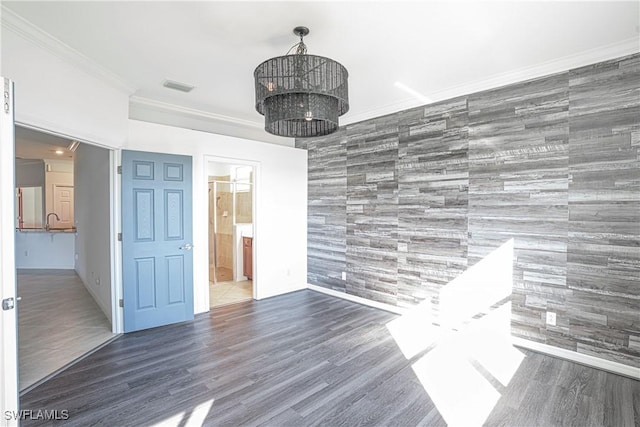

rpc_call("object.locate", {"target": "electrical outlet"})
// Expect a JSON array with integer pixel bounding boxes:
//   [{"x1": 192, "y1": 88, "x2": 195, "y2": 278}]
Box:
[
  {"x1": 341, "y1": 271, "x2": 346, "y2": 280},
  {"x1": 546, "y1": 311, "x2": 556, "y2": 326}
]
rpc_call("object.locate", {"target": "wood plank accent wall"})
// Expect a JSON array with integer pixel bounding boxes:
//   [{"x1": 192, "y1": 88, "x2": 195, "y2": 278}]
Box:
[
  {"x1": 467, "y1": 72, "x2": 571, "y2": 349},
  {"x1": 346, "y1": 121, "x2": 399, "y2": 304},
  {"x1": 566, "y1": 55, "x2": 640, "y2": 366},
  {"x1": 296, "y1": 53, "x2": 639, "y2": 367}
]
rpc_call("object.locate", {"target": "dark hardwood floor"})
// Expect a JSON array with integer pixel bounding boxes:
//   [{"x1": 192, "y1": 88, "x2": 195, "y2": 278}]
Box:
[{"x1": 21, "y1": 290, "x2": 640, "y2": 426}]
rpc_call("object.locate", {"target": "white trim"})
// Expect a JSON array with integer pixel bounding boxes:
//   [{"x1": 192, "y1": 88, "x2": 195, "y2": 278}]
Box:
[
  {"x1": 309, "y1": 283, "x2": 640, "y2": 380},
  {"x1": 512, "y1": 337, "x2": 640, "y2": 380},
  {"x1": 130, "y1": 96, "x2": 264, "y2": 129},
  {"x1": 307, "y1": 283, "x2": 407, "y2": 315},
  {"x1": 0, "y1": 77, "x2": 19, "y2": 426},
  {"x1": 343, "y1": 37, "x2": 640, "y2": 126},
  {"x1": 0, "y1": 5, "x2": 136, "y2": 95},
  {"x1": 15, "y1": 117, "x2": 121, "y2": 151},
  {"x1": 203, "y1": 155, "x2": 260, "y2": 307},
  {"x1": 110, "y1": 149, "x2": 123, "y2": 334}
]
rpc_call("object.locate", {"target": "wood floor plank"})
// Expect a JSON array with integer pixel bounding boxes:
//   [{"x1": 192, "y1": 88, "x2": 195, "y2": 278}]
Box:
[
  {"x1": 20, "y1": 290, "x2": 640, "y2": 426},
  {"x1": 17, "y1": 269, "x2": 114, "y2": 392}
]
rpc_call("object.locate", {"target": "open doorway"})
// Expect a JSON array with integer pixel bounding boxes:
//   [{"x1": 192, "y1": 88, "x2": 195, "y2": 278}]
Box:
[
  {"x1": 14, "y1": 126, "x2": 115, "y2": 392},
  {"x1": 208, "y1": 162, "x2": 254, "y2": 308}
]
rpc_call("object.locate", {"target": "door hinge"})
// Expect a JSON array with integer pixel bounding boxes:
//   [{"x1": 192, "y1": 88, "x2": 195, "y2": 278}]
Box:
[
  {"x1": 119, "y1": 298, "x2": 124, "y2": 308},
  {"x1": 4, "y1": 78, "x2": 11, "y2": 115},
  {"x1": 117, "y1": 166, "x2": 122, "y2": 174},
  {"x1": 117, "y1": 232, "x2": 122, "y2": 241},
  {"x1": 2, "y1": 297, "x2": 15, "y2": 310}
]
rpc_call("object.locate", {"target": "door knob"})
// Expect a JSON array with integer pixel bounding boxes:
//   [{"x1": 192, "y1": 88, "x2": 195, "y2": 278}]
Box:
[{"x1": 179, "y1": 243, "x2": 193, "y2": 250}]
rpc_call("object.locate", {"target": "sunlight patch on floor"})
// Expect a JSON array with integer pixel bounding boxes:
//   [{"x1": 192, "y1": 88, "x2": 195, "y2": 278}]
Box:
[
  {"x1": 412, "y1": 341, "x2": 501, "y2": 427},
  {"x1": 151, "y1": 398, "x2": 215, "y2": 427},
  {"x1": 386, "y1": 301, "x2": 441, "y2": 359},
  {"x1": 386, "y1": 239, "x2": 525, "y2": 426}
]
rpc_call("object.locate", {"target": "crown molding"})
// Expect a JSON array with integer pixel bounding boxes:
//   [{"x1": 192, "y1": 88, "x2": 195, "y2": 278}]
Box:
[
  {"x1": 1, "y1": 5, "x2": 137, "y2": 94},
  {"x1": 129, "y1": 95, "x2": 264, "y2": 129},
  {"x1": 129, "y1": 96, "x2": 290, "y2": 146},
  {"x1": 343, "y1": 37, "x2": 640, "y2": 126}
]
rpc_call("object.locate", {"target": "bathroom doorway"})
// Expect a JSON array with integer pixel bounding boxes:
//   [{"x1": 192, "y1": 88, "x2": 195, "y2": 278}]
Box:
[{"x1": 208, "y1": 162, "x2": 254, "y2": 307}]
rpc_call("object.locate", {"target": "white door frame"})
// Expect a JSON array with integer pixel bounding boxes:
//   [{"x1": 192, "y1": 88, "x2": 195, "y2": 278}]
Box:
[
  {"x1": 111, "y1": 149, "x2": 123, "y2": 334},
  {"x1": 1, "y1": 77, "x2": 19, "y2": 426},
  {"x1": 12, "y1": 123, "x2": 122, "y2": 335},
  {"x1": 203, "y1": 155, "x2": 259, "y2": 304}
]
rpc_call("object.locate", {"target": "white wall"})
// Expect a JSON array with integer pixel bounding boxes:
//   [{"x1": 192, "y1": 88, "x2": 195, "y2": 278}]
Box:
[
  {"x1": 15, "y1": 231, "x2": 75, "y2": 269},
  {"x1": 1, "y1": 21, "x2": 130, "y2": 147},
  {"x1": 74, "y1": 143, "x2": 112, "y2": 324},
  {"x1": 127, "y1": 120, "x2": 308, "y2": 314},
  {"x1": 2, "y1": 12, "x2": 308, "y2": 324},
  {"x1": 2, "y1": 13, "x2": 128, "y2": 327}
]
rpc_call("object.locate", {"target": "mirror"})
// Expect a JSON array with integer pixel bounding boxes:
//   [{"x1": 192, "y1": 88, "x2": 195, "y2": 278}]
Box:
[
  {"x1": 15, "y1": 127, "x2": 76, "y2": 231},
  {"x1": 16, "y1": 186, "x2": 43, "y2": 228}
]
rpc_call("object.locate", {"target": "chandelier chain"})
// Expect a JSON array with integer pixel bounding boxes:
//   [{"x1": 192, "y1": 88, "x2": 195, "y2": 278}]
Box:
[{"x1": 286, "y1": 39, "x2": 307, "y2": 56}]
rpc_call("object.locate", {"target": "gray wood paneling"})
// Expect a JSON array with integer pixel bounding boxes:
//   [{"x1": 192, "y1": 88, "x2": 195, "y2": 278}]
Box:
[
  {"x1": 297, "y1": 133, "x2": 348, "y2": 291},
  {"x1": 346, "y1": 118, "x2": 399, "y2": 304},
  {"x1": 467, "y1": 72, "x2": 571, "y2": 346},
  {"x1": 398, "y1": 98, "x2": 469, "y2": 309},
  {"x1": 566, "y1": 54, "x2": 640, "y2": 366},
  {"x1": 298, "y1": 53, "x2": 640, "y2": 367}
]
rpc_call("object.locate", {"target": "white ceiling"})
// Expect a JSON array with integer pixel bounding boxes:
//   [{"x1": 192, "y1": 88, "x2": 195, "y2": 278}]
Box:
[
  {"x1": 15, "y1": 126, "x2": 75, "y2": 160},
  {"x1": 3, "y1": 1, "x2": 639, "y2": 145}
]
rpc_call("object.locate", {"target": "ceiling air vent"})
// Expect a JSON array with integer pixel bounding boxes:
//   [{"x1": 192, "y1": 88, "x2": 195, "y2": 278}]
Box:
[{"x1": 162, "y1": 79, "x2": 195, "y2": 93}]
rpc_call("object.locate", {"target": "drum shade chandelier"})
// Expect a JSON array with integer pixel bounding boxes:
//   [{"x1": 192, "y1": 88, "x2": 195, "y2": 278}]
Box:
[{"x1": 254, "y1": 26, "x2": 349, "y2": 138}]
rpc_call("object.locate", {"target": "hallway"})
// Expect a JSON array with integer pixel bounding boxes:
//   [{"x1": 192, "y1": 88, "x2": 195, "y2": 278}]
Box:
[{"x1": 18, "y1": 269, "x2": 114, "y2": 392}]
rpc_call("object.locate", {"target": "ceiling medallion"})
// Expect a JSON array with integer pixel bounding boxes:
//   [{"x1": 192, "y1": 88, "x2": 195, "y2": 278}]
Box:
[{"x1": 254, "y1": 26, "x2": 349, "y2": 138}]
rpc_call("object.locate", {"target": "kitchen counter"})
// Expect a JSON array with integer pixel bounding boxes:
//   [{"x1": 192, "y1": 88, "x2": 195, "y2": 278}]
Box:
[
  {"x1": 15, "y1": 229, "x2": 75, "y2": 268},
  {"x1": 17, "y1": 228, "x2": 77, "y2": 233}
]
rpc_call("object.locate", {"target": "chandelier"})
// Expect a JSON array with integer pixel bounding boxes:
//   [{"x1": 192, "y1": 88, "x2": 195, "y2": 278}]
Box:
[{"x1": 254, "y1": 26, "x2": 349, "y2": 138}]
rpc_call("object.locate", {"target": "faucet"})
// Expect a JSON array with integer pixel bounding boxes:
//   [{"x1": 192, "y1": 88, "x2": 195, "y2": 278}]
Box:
[{"x1": 45, "y1": 212, "x2": 60, "y2": 231}]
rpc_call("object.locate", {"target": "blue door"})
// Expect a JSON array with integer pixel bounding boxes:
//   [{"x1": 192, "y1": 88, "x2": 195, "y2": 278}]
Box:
[{"x1": 121, "y1": 150, "x2": 193, "y2": 332}]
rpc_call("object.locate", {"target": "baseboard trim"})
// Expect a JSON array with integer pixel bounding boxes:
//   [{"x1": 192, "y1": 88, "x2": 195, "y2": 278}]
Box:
[
  {"x1": 77, "y1": 271, "x2": 113, "y2": 325},
  {"x1": 307, "y1": 283, "x2": 640, "y2": 380},
  {"x1": 307, "y1": 284, "x2": 407, "y2": 315},
  {"x1": 511, "y1": 337, "x2": 639, "y2": 380}
]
